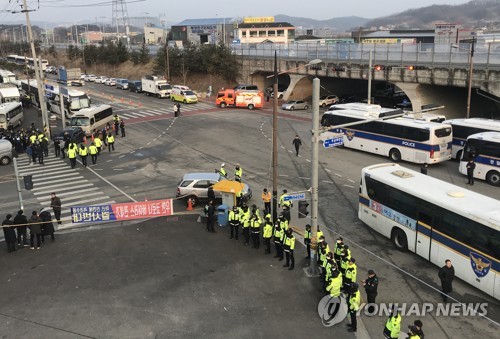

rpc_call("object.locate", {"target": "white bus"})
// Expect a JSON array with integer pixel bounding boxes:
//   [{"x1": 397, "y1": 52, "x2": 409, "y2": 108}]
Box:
[
  {"x1": 7, "y1": 55, "x2": 48, "y2": 71},
  {"x1": 0, "y1": 70, "x2": 19, "y2": 86},
  {"x1": 0, "y1": 102, "x2": 23, "y2": 130},
  {"x1": 402, "y1": 112, "x2": 447, "y2": 123},
  {"x1": 359, "y1": 163, "x2": 500, "y2": 299},
  {"x1": 69, "y1": 104, "x2": 113, "y2": 135},
  {"x1": 45, "y1": 85, "x2": 91, "y2": 118},
  {"x1": 0, "y1": 85, "x2": 21, "y2": 103},
  {"x1": 459, "y1": 132, "x2": 500, "y2": 186},
  {"x1": 443, "y1": 118, "x2": 500, "y2": 160},
  {"x1": 321, "y1": 107, "x2": 452, "y2": 164}
]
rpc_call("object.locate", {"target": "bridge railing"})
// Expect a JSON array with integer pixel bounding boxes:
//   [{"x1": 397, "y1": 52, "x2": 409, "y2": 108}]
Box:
[{"x1": 231, "y1": 42, "x2": 500, "y2": 70}]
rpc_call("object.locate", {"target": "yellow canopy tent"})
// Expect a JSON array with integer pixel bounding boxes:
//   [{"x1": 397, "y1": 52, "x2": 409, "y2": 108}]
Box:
[{"x1": 212, "y1": 180, "x2": 245, "y2": 207}]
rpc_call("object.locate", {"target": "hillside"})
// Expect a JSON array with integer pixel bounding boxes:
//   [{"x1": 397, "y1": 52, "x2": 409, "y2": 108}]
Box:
[{"x1": 274, "y1": 14, "x2": 370, "y2": 32}]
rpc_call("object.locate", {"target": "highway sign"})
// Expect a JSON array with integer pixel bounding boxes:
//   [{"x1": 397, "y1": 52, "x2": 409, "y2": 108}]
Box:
[
  {"x1": 283, "y1": 193, "x2": 306, "y2": 201},
  {"x1": 323, "y1": 137, "x2": 343, "y2": 148}
]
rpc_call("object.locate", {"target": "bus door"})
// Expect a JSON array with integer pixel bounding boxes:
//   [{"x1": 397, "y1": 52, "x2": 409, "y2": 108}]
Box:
[{"x1": 415, "y1": 211, "x2": 433, "y2": 260}]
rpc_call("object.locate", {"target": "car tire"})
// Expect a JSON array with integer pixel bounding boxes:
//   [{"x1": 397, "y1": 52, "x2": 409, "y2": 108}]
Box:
[
  {"x1": 248, "y1": 104, "x2": 254, "y2": 110},
  {"x1": 389, "y1": 148, "x2": 401, "y2": 162},
  {"x1": 136, "y1": 89, "x2": 139, "y2": 93},
  {"x1": 183, "y1": 100, "x2": 187, "y2": 104},
  {"x1": 304, "y1": 105, "x2": 308, "y2": 110},
  {"x1": 220, "y1": 102, "x2": 227, "y2": 108},
  {"x1": 186, "y1": 195, "x2": 198, "y2": 207},
  {"x1": 391, "y1": 228, "x2": 408, "y2": 251},
  {"x1": 290, "y1": 106, "x2": 294, "y2": 111},
  {"x1": 321, "y1": 103, "x2": 326, "y2": 108},
  {"x1": 486, "y1": 170, "x2": 500, "y2": 186},
  {"x1": 1, "y1": 156, "x2": 11, "y2": 166},
  {"x1": 455, "y1": 150, "x2": 463, "y2": 161}
]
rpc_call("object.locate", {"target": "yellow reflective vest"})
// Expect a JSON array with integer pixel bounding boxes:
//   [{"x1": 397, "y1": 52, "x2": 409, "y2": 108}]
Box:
[
  {"x1": 349, "y1": 290, "x2": 361, "y2": 311},
  {"x1": 279, "y1": 218, "x2": 289, "y2": 231},
  {"x1": 89, "y1": 145, "x2": 98, "y2": 155},
  {"x1": 79, "y1": 146, "x2": 88, "y2": 156},
  {"x1": 385, "y1": 314, "x2": 402, "y2": 339},
  {"x1": 273, "y1": 227, "x2": 284, "y2": 243},
  {"x1": 326, "y1": 273, "x2": 342, "y2": 297},
  {"x1": 235, "y1": 167, "x2": 242, "y2": 178},
  {"x1": 345, "y1": 262, "x2": 357, "y2": 283},
  {"x1": 283, "y1": 234, "x2": 295, "y2": 252},
  {"x1": 94, "y1": 138, "x2": 102, "y2": 147},
  {"x1": 107, "y1": 135, "x2": 115, "y2": 143},
  {"x1": 263, "y1": 222, "x2": 273, "y2": 239},
  {"x1": 250, "y1": 217, "x2": 261, "y2": 233},
  {"x1": 67, "y1": 148, "x2": 77, "y2": 159}
]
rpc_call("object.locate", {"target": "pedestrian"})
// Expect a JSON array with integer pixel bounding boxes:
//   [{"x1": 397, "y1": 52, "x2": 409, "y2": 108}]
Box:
[
  {"x1": 26, "y1": 144, "x2": 33, "y2": 165},
  {"x1": 304, "y1": 224, "x2": 312, "y2": 259},
  {"x1": 173, "y1": 103, "x2": 179, "y2": 117},
  {"x1": 107, "y1": 133, "x2": 115, "y2": 151},
  {"x1": 261, "y1": 188, "x2": 271, "y2": 215},
  {"x1": 292, "y1": 135, "x2": 302, "y2": 156},
  {"x1": 54, "y1": 138, "x2": 61, "y2": 157},
  {"x1": 206, "y1": 200, "x2": 216, "y2": 233},
  {"x1": 347, "y1": 283, "x2": 361, "y2": 333},
  {"x1": 119, "y1": 119, "x2": 126, "y2": 137},
  {"x1": 228, "y1": 205, "x2": 240, "y2": 240},
  {"x1": 407, "y1": 326, "x2": 421, "y2": 339},
  {"x1": 273, "y1": 222, "x2": 284, "y2": 260},
  {"x1": 13, "y1": 210, "x2": 28, "y2": 247},
  {"x1": 176, "y1": 103, "x2": 181, "y2": 116},
  {"x1": 102, "y1": 127, "x2": 108, "y2": 147},
  {"x1": 262, "y1": 214, "x2": 273, "y2": 254},
  {"x1": 420, "y1": 163, "x2": 428, "y2": 175},
  {"x1": 39, "y1": 209, "x2": 55, "y2": 242},
  {"x1": 89, "y1": 142, "x2": 98, "y2": 165},
  {"x1": 79, "y1": 143, "x2": 88, "y2": 167},
  {"x1": 362, "y1": 269, "x2": 379, "y2": 314},
  {"x1": 29, "y1": 211, "x2": 42, "y2": 250},
  {"x1": 94, "y1": 135, "x2": 103, "y2": 155},
  {"x1": 207, "y1": 186, "x2": 216, "y2": 203},
  {"x1": 234, "y1": 164, "x2": 242, "y2": 182},
  {"x1": 41, "y1": 135, "x2": 49, "y2": 157},
  {"x1": 383, "y1": 307, "x2": 402, "y2": 339},
  {"x1": 250, "y1": 213, "x2": 261, "y2": 249},
  {"x1": 36, "y1": 142, "x2": 44, "y2": 164},
  {"x1": 2, "y1": 214, "x2": 17, "y2": 252},
  {"x1": 466, "y1": 159, "x2": 476, "y2": 185},
  {"x1": 412, "y1": 320, "x2": 424, "y2": 339},
  {"x1": 67, "y1": 144, "x2": 77, "y2": 168},
  {"x1": 50, "y1": 192, "x2": 62, "y2": 225},
  {"x1": 30, "y1": 142, "x2": 38, "y2": 164},
  {"x1": 282, "y1": 228, "x2": 295, "y2": 270},
  {"x1": 438, "y1": 259, "x2": 455, "y2": 302}
]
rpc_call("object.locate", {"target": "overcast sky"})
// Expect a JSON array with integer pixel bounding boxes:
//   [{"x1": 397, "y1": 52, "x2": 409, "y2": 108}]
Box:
[{"x1": 3, "y1": 0, "x2": 470, "y2": 25}]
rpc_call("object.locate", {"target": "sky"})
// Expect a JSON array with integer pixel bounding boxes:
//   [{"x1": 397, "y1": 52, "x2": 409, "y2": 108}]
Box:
[{"x1": 2, "y1": 0, "x2": 470, "y2": 25}]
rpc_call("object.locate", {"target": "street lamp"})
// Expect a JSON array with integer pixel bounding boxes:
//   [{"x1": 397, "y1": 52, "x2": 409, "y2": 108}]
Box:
[
  {"x1": 266, "y1": 56, "x2": 323, "y2": 223},
  {"x1": 452, "y1": 38, "x2": 475, "y2": 119}
]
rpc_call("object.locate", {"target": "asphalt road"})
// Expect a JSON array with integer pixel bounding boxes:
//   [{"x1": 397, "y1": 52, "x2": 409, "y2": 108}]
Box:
[{"x1": 0, "y1": 79, "x2": 498, "y2": 338}]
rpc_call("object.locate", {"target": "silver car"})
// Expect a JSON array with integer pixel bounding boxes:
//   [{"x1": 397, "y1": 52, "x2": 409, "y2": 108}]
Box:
[
  {"x1": 281, "y1": 100, "x2": 309, "y2": 111},
  {"x1": 176, "y1": 172, "x2": 252, "y2": 207}
]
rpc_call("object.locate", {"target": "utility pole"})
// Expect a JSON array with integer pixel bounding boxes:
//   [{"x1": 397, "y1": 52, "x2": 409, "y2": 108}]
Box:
[
  {"x1": 466, "y1": 37, "x2": 475, "y2": 119},
  {"x1": 367, "y1": 49, "x2": 373, "y2": 105},
  {"x1": 272, "y1": 51, "x2": 279, "y2": 222},
  {"x1": 21, "y1": 0, "x2": 50, "y2": 138}
]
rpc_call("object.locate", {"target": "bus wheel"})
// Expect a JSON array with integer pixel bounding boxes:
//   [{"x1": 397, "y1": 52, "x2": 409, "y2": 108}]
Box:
[
  {"x1": 1, "y1": 156, "x2": 11, "y2": 165},
  {"x1": 248, "y1": 104, "x2": 254, "y2": 110},
  {"x1": 456, "y1": 150, "x2": 463, "y2": 161},
  {"x1": 391, "y1": 229, "x2": 408, "y2": 251},
  {"x1": 389, "y1": 149, "x2": 401, "y2": 162},
  {"x1": 486, "y1": 171, "x2": 500, "y2": 186}
]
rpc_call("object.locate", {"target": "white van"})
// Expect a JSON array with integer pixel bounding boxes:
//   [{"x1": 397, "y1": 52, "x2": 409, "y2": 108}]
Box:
[
  {"x1": 69, "y1": 104, "x2": 113, "y2": 135},
  {"x1": 0, "y1": 139, "x2": 13, "y2": 165},
  {"x1": 0, "y1": 85, "x2": 21, "y2": 103},
  {"x1": 0, "y1": 102, "x2": 23, "y2": 130}
]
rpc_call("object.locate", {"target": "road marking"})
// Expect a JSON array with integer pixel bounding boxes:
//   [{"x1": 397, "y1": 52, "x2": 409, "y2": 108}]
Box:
[
  {"x1": 288, "y1": 150, "x2": 293, "y2": 153},
  {"x1": 334, "y1": 173, "x2": 342, "y2": 177},
  {"x1": 347, "y1": 179, "x2": 355, "y2": 183},
  {"x1": 119, "y1": 155, "x2": 126, "y2": 158},
  {"x1": 147, "y1": 142, "x2": 152, "y2": 145},
  {"x1": 306, "y1": 159, "x2": 311, "y2": 162},
  {"x1": 106, "y1": 160, "x2": 113, "y2": 163},
  {"x1": 325, "y1": 168, "x2": 331, "y2": 172},
  {"x1": 139, "y1": 147, "x2": 144, "y2": 150},
  {"x1": 299, "y1": 176, "x2": 310, "y2": 179},
  {"x1": 322, "y1": 180, "x2": 334, "y2": 184},
  {"x1": 343, "y1": 184, "x2": 355, "y2": 188},
  {"x1": 279, "y1": 174, "x2": 289, "y2": 177},
  {"x1": 33, "y1": 183, "x2": 94, "y2": 196},
  {"x1": 84, "y1": 162, "x2": 137, "y2": 202}
]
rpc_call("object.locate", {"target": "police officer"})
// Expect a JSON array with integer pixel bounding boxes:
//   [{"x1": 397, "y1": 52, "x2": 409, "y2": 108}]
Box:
[
  {"x1": 234, "y1": 164, "x2": 242, "y2": 182},
  {"x1": 219, "y1": 163, "x2": 227, "y2": 178},
  {"x1": 383, "y1": 307, "x2": 402, "y2": 339},
  {"x1": 304, "y1": 224, "x2": 312, "y2": 259},
  {"x1": 347, "y1": 283, "x2": 361, "y2": 333},
  {"x1": 119, "y1": 119, "x2": 125, "y2": 137},
  {"x1": 79, "y1": 143, "x2": 88, "y2": 167},
  {"x1": 322, "y1": 252, "x2": 336, "y2": 292},
  {"x1": 94, "y1": 135, "x2": 103, "y2": 155},
  {"x1": 228, "y1": 205, "x2": 240, "y2": 240},
  {"x1": 54, "y1": 138, "x2": 61, "y2": 157},
  {"x1": 278, "y1": 213, "x2": 289, "y2": 232},
  {"x1": 113, "y1": 114, "x2": 120, "y2": 136},
  {"x1": 326, "y1": 269, "x2": 342, "y2": 298},
  {"x1": 282, "y1": 228, "x2": 295, "y2": 270},
  {"x1": 344, "y1": 258, "x2": 357, "y2": 294},
  {"x1": 279, "y1": 189, "x2": 291, "y2": 209},
  {"x1": 273, "y1": 222, "x2": 284, "y2": 260},
  {"x1": 67, "y1": 144, "x2": 77, "y2": 169},
  {"x1": 262, "y1": 214, "x2": 273, "y2": 254},
  {"x1": 107, "y1": 133, "x2": 115, "y2": 151},
  {"x1": 250, "y1": 213, "x2": 261, "y2": 249},
  {"x1": 339, "y1": 244, "x2": 351, "y2": 276},
  {"x1": 261, "y1": 188, "x2": 271, "y2": 215},
  {"x1": 334, "y1": 237, "x2": 345, "y2": 268},
  {"x1": 407, "y1": 326, "x2": 421, "y2": 339},
  {"x1": 241, "y1": 204, "x2": 251, "y2": 245},
  {"x1": 89, "y1": 142, "x2": 98, "y2": 165},
  {"x1": 281, "y1": 205, "x2": 291, "y2": 223},
  {"x1": 362, "y1": 269, "x2": 379, "y2": 314}
]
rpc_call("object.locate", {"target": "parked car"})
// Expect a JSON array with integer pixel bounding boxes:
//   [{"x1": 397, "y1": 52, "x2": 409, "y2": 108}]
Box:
[
  {"x1": 52, "y1": 127, "x2": 86, "y2": 144},
  {"x1": 128, "y1": 80, "x2": 142, "y2": 93},
  {"x1": 104, "y1": 78, "x2": 116, "y2": 86},
  {"x1": 319, "y1": 95, "x2": 339, "y2": 107},
  {"x1": 267, "y1": 84, "x2": 287, "y2": 99},
  {"x1": 116, "y1": 78, "x2": 129, "y2": 90},
  {"x1": 0, "y1": 139, "x2": 13, "y2": 165},
  {"x1": 84, "y1": 74, "x2": 97, "y2": 82},
  {"x1": 281, "y1": 100, "x2": 309, "y2": 111},
  {"x1": 94, "y1": 76, "x2": 107, "y2": 84},
  {"x1": 176, "y1": 172, "x2": 252, "y2": 207},
  {"x1": 80, "y1": 73, "x2": 86, "y2": 80}
]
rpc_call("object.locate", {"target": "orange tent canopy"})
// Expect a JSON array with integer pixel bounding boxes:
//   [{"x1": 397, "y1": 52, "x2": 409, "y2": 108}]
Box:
[{"x1": 212, "y1": 180, "x2": 245, "y2": 194}]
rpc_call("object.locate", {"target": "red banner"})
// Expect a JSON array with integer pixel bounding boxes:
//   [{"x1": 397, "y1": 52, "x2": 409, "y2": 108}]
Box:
[{"x1": 111, "y1": 199, "x2": 173, "y2": 220}]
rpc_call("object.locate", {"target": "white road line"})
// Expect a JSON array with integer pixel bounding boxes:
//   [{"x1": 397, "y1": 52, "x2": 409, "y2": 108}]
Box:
[
  {"x1": 120, "y1": 113, "x2": 137, "y2": 119},
  {"x1": 347, "y1": 179, "x2": 355, "y2": 183},
  {"x1": 306, "y1": 159, "x2": 311, "y2": 162},
  {"x1": 334, "y1": 173, "x2": 342, "y2": 177},
  {"x1": 118, "y1": 155, "x2": 125, "y2": 158},
  {"x1": 39, "y1": 188, "x2": 99, "y2": 201},
  {"x1": 106, "y1": 160, "x2": 112, "y2": 162},
  {"x1": 299, "y1": 176, "x2": 310, "y2": 179},
  {"x1": 84, "y1": 162, "x2": 137, "y2": 202},
  {"x1": 147, "y1": 142, "x2": 151, "y2": 145},
  {"x1": 324, "y1": 168, "x2": 331, "y2": 172},
  {"x1": 139, "y1": 147, "x2": 143, "y2": 150},
  {"x1": 18, "y1": 162, "x2": 67, "y2": 172},
  {"x1": 33, "y1": 173, "x2": 80, "y2": 182},
  {"x1": 39, "y1": 193, "x2": 104, "y2": 206},
  {"x1": 322, "y1": 180, "x2": 334, "y2": 184},
  {"x1": 138, "y1": 111, "x2": 156, "y2": 116},
  {"x1": 279, "y1": 174, "x2": 289, "y2": 177},
  {"x1": 288, "y1": 150, "x2": 293, "y2": 153},
  {"x1": 130, "y1": 112, "x2": 149, "y2": 117},
  {"x1": 280, "y1": 146, "x2": 285, "y2": 149},
  {"x1": 28, "y1": 168, "x2": 72, "y2": 178},
  {"x1": 64, "y1": 196, "x2": 112, "y2": 207},
  {"x1": 256, "y1": 172, "x2": 267, "y2": 175},
  {"x1": 343, "y1": 184, "x2": 354, "y2": 188},
  {"x1": 32, "y1": 176, "x2": 84, "y2": 186},
  {"x1": 33, "y1": 183, "x2": 94, "y2": 195}
]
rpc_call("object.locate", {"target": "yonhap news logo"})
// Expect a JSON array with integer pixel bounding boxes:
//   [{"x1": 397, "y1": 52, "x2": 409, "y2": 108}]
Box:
[
  {"x1": 317, "y1": 295, "x2": 349, "y2": 327},
  {"x1": 358, "y1": 302, "x2": 488, "y2": 317}
]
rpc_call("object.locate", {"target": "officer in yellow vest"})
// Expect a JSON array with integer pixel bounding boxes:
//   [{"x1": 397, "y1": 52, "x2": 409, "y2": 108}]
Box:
[
  {"x1": 279, "y1": 189, "x2": 291, "y2": 208},
  {"x1": 67, "y1": 144, "x2": 77, "y2": 169},
  {"x1": 219, "y1": 163, "x2": 227, "y2": 178},
  {"x1": 383, "y1": 308, "x2": 402, "y2": 339},
  {"x1": 228, "y1": 205, "x2": 240, "y2": 240},
  {"x1": 278, "y1": 213, "x2": 288, "y2": 231},
  {"x1": 334, "y1": 237, "x2": 345, "y2": 268},
  {"x1": 250, "y1": 213, "x2": 261, "y2": 249},
  {"x1": 106, "y1": 134, "x2": 115, "y2": 151},
  {"x1": 273, "y1": 222, "x2": 284, "y2": 260},
  {"x1": 323, "y1": 252, "x2": 337, "y2": 292},
  {"x1": 94, "y1": 136, "x2": 103, "y2": 155},
  {"x1": 304, "y1": 224, "x2": 312, "y2": 259},
  {"x1": 241, "y1": 204, "x2": 251, "y2": 246},
  {"x1": 78, "y1": 144, "x2": 88, "y2": 167},
  {"x1": 347, "y1": 283, "x2": 361, "y2": 333},
  {"x1": 326, "y1": 269, "x2": 342, "y2": 298},
  {"x1": 407, "y1": 326, "x2": 422, "y2": 339},
  {"x1": 262, "y1": 214, "x2": 273, "y2": 254},
  {"x1": 344, "y1": 257, "x2": 357, "y2": 293},
  {"x1": 29, "y1": 133, "x2": 37, "y2": 144},
  {"x1": 282, "y1": 228, "x2": 295, "y2": 270},
  {"x1": 234, "y1": 164, "x2": 243, "y2": 182},
  {"x1": 89, "y1": 142, "x2": 98, "y2": 165},
  {"x1": 340, "y1": 244, "x2": 351, "y2": 276}
]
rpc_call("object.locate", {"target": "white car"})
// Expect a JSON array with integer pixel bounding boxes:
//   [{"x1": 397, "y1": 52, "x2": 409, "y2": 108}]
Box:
[
  {"x1": 281, "y1": 100, "x2": 309, "y2": 111},
  {"x1": 84, "y1": 74, "x2": 97, "y2": 82},
  {"x1": 94, "y1": 76, "x2": 107, "y2": 84},
  {"x1": 105, "y1": 78, "x2": 116, "y2": 86},
  {"x1": 319, "y1": 95, "x2": 339, "y2": 107},
  {"x1": 80, "y1": 73, "x2": 86, "y2": 80}
]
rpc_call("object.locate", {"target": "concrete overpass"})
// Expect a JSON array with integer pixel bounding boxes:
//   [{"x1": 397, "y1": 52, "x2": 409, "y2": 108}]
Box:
[{"x1": 232, "y1": 42, "x2": 500, "y2": 118}]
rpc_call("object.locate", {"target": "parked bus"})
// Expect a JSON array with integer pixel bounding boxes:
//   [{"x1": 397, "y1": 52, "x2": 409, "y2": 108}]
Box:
[
  {"x1": 0, "y1": 70, "x2": 19, "y2": 86},
  {"x1": 7, "y1": 55, "x2": 48, "y2": 71},
  {"x1": 69, "y1": 104, "x2": 113, "y2": 135},
  {"x1": 0, "y1": 102, "x2": 23, "y2": 130},
  {"x1": 459, "y1": 132, "x2": 500, "y2": 186},
  {"x1": 321, "y1": 107, "x2": 452, "y2": 164},
  {"x1": 443, "y1": 118, "x2": 500, "y2": 160},
  {"x1": 402, "y1": 112, "x2": 446, "y2": 123},
  {"x1": 359, "y1": 163, "x2": 500, "y2": 299},
  {"x1": 45, "y1": 85, "x2": 91, "y2": 118},
  {"x1": 20, "y1": 79, "x2": 42, "y2": 108},
  {"x1": 6, "y1": 55, "x2": 17, "y2": 63}
]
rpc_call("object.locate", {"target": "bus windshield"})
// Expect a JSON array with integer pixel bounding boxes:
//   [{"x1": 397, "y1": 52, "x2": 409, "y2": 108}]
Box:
[
  {"x1": 0, "y1": 115, "x2": 6, "y2": 123},
  {"x1": 70, "y1": 117, "x2": 90, "y2": 126},
  {"x1": 70, "y1": 96, "x2": 91, "y2": 110}
]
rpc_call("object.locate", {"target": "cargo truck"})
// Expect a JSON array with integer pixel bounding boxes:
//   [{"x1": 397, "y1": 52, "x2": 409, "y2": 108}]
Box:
[
  {"x1": 58, "y1": 66, "x2": 84, "y2": 86},
  {"x1": 141, "y1": 76, "x2": 172, "y2": 98}
]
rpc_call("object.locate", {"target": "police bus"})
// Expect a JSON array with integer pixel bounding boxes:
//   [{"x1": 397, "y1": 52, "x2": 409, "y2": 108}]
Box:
[
  {"x1": 0, "y1": 70, "x2": 19, "y2": 86},
  {"x1": 45, "y1": 84, "x2": 91, "y2": 118},
  {"x1": 359, "y1": 163, "x2": 500, "y2": 299},
  {"x1": 69, "y1": 104, "x2": 113, "y2": 135},
  {"x1": 443, "y1": 118, "x2": 500, "y2": 160},
  {"x1": 459, "y1": 132, "x2": 500, "y2": 186},
  {"x1": 0, "y1": 102, "x2": 23, "y2": 130},
  {"x1": 321, "y1": 106, "x2": 452, "y2": 164}
]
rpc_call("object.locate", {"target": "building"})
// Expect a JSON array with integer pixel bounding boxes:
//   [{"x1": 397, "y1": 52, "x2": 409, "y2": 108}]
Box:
[
  {"x1": 236, "y1": 17, "x2": 295, "y2": 44},
  {"x1": 81, "y1": 31, "x2": 104, "y2": 43},
  {"x1": 353, "y1": 30, "x2": 435, "y2": 44},
  {"x1": 144, "y1": 27, "x2": 167, "y2": 44},
  {"x1": 170, "y1": 18, "x2": 233, "y2": 45}
]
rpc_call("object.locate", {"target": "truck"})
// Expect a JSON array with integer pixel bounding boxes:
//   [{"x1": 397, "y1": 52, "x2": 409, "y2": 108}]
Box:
[
  {"x1": 215, "y1": 89, "x2": 264, "y2": 110},
  {"x1": 0, "y1": 84, "x2": 21, "y2": 103},
  {"x1": 141, "y1": 76, "x2": 172, "y2": 98},
  {"x1": 58, "y1": 66, "x2": 83, "y2": 86}
]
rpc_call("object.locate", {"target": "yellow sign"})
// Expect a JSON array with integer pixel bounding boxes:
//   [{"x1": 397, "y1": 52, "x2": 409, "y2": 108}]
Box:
[{"x1": 243, "y1": 16, "x2": 275, "y2": 24}]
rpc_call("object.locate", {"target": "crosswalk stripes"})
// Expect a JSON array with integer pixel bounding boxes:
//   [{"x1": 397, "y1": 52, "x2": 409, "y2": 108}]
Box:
[
  {"x1": 116, "y1": 101, "x2": 215, "y2": 120},
  {"x1": 15, "y1": 155, "x2": 116, "y2": 230}
]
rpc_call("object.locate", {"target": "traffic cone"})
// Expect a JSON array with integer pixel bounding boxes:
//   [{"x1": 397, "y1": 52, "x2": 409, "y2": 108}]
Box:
[
  {"x1": 121, "y1": 97, "x2": 124, "y2": 103},
  {"x1": 186, "y1": 199, "x2": 194, "y2": 211},
  {"x1": 129, "y1": 99, "x2": 133, "y2": 105}
]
